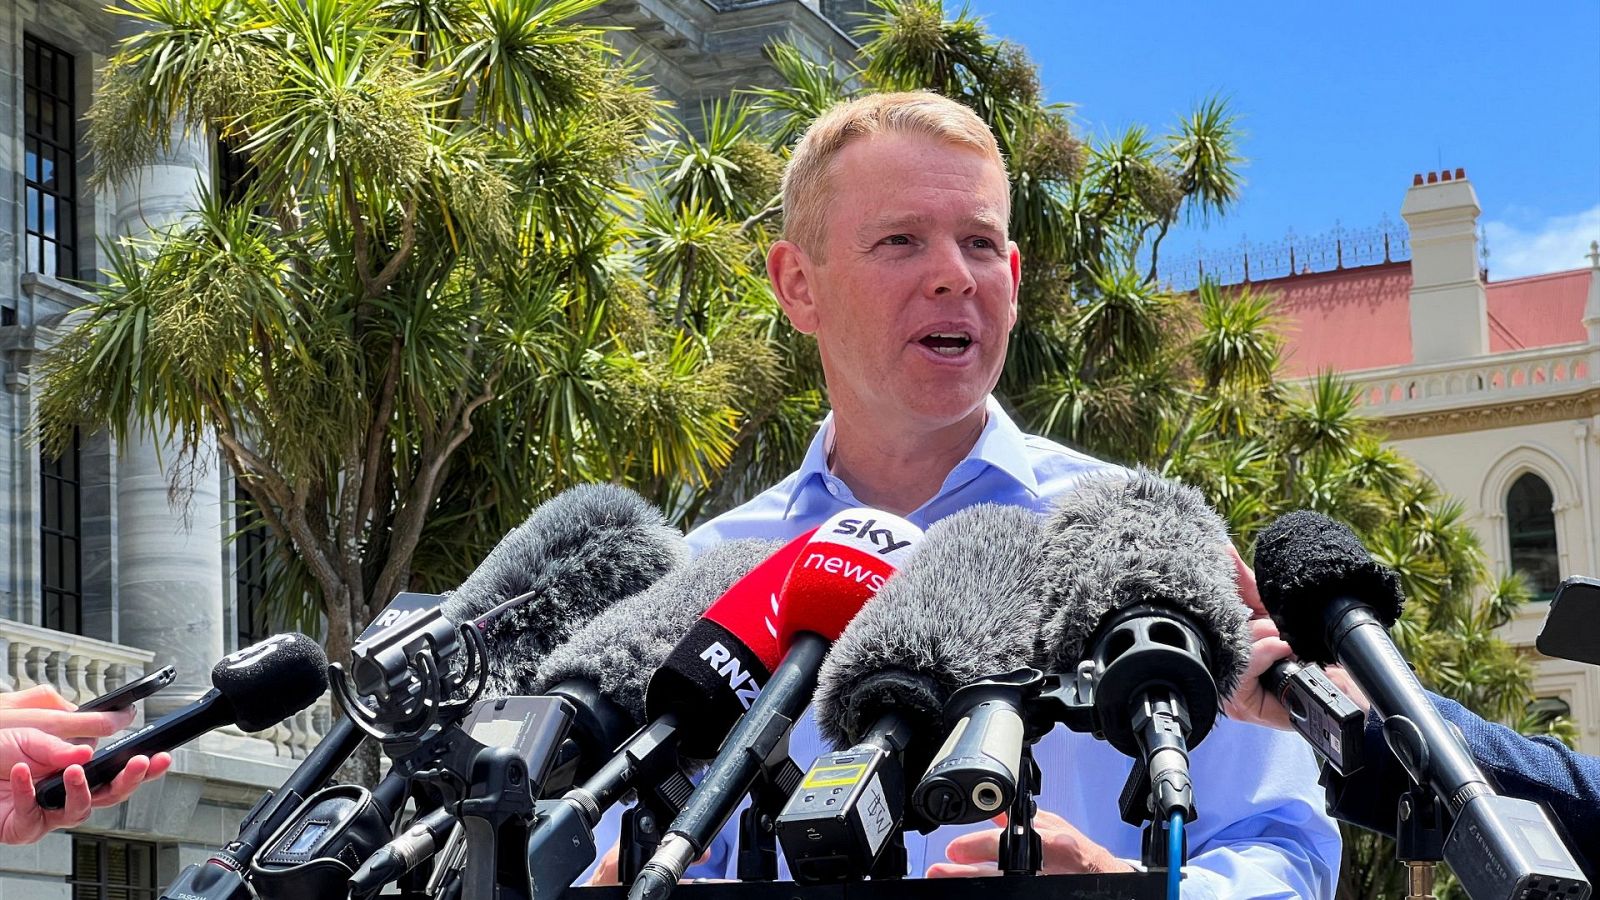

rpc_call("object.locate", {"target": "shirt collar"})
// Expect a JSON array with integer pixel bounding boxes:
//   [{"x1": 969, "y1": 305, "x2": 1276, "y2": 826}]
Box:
[{"x1": 782, "y1": 395, "x2": 1040, "y2": 518}]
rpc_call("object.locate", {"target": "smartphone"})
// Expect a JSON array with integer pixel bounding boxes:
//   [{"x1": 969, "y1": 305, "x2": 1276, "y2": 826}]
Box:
[
  {"x1": 1536, "y1": 577, "x2": 1600, "y2": 667},
  {"x1": 76, "y1": 665, "x2": 177, "y2": 713}
]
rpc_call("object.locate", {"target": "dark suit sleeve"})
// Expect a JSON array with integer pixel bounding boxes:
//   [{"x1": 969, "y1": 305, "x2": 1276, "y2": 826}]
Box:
[{"x1": 1323, "y1": 690, "x2": 1598, "y2": 879}]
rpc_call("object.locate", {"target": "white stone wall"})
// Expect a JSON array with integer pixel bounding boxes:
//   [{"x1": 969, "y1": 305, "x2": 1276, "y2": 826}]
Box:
[{"x1": 1387, "y1": 417, "x2": 1600, "y2": 753}]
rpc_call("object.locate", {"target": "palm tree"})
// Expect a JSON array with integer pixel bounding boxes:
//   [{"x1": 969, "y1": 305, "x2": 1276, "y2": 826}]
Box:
[{"x1": 37, "y1": 0, "x2": 751, "y2": 671}]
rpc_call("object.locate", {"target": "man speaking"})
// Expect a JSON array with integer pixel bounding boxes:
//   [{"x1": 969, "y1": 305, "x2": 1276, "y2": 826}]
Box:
[{"x1": 604, "y1": 91, "x2": 1341, "y2": 897}]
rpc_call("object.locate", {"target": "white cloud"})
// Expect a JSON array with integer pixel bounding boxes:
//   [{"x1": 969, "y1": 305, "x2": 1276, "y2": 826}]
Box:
[{"x1": 1481, "y1": 204, "x2": 1600, "y2": 279}]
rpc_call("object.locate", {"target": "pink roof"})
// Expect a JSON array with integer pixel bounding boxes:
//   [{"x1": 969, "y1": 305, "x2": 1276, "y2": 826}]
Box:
[
  {"x1": 1485, "y1": 269, "x2": 1589, "y2": 352},
  {"x1": 1239, "y1": 263, "x2": 1591, "y2": 377},
  {"x1": 1251, "y1": 262, "x2": 1415, "y2": 378}
]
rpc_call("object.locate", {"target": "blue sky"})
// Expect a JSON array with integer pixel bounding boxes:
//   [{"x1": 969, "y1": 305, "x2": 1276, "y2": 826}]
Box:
[{"x1": 965, "y1": 1, "x2": 1600, "y2": 279}]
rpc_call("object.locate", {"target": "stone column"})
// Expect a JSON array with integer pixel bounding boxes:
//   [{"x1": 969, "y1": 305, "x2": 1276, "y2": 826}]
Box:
[
  {"x1": 110, "y1": 129, "x2": 225, "y2": 713},
  {"x1": 115, "y1": 431, "x2": 225, "y2": 712}
]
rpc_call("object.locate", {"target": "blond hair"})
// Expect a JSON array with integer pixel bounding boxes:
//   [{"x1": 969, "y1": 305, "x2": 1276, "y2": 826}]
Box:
[{"x1": 781, "y1": 91, "x2": 1008, "y2": 257}]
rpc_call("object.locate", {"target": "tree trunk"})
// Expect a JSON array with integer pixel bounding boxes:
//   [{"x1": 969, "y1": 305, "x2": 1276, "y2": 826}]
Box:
[{"x1": 326, "y1": 594, "x2": 381, "y2": 786}]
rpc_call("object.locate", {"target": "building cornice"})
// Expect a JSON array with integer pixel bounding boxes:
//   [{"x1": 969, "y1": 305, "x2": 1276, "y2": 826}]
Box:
[{"x1": 1374, "y1": 388, "x2": 1600, "y2": 438}]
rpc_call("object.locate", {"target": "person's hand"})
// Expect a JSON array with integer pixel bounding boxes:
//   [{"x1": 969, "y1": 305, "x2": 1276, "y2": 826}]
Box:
[
  {"x1": 1221, "y1": 546, "x2": 1370, "y2": 729},
  {"x1": 1222, "y1": 544, "x2": 1296, "y2": 729},
  {"x1": 1226, "y1": 617, "x2": 1299, "y2": 730},
  {"x1": 0, "y1": 685, "x2": 137, "y2": 740},
  {"x1": 927, "y1": 810, "x2": 1135, "y2": 877},
  {"x1": 0, "y1": 727, "x2": 171, "y2": 844}
]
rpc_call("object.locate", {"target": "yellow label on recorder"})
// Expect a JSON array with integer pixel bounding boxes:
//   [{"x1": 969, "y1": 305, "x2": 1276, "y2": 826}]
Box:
[{"x1": 802, "y1": 764, "x2": 867, "y2": 789}]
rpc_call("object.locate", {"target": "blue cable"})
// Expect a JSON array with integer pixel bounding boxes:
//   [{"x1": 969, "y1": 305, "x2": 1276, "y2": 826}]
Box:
[{"x1": 1167, "y1": 812, "x2": 1184, "y2": 900}]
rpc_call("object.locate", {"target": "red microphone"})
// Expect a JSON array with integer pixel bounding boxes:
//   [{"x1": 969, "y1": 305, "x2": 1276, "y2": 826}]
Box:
[
  {"x1": 777, "y1": 513, "x2": 920, "y2": 653},
  {"x1": 645, "y1": 527, "x2": 818, "y2": 758},
  {"x1": 629, "y1": 509, "x2": 923, "y2": 900}
]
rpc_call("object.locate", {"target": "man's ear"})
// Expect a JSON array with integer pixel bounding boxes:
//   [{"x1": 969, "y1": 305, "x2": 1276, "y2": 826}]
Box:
[
  {"x1": 767, "y1": 239, "x2": 819, "y2": 334},
  {"x1": 1007, "y1": 240, "x2": 1022, "y2": 330}
]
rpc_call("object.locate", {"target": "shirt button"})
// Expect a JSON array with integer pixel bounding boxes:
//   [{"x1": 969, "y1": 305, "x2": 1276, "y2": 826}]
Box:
[{"x1": 825, "y1": 482, "x2": 840, "y2": 497}]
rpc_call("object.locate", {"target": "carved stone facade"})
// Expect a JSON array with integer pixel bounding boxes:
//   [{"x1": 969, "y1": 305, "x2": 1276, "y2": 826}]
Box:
[{"x1": 581, "y1": 0, "x2": 864, "y2": 134}]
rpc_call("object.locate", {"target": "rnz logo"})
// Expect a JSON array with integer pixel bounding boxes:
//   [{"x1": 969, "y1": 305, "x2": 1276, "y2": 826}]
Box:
[{"x1": 699, "y1": 641, "x2": 762, "y2": 709}]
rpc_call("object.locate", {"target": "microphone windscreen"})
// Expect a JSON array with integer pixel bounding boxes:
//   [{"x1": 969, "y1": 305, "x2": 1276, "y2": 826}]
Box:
[
  {"x1": 438, "y1": 484, "x2": 686, "y2": 698},
  {"x1": 775, "y1": 509, "x2": 922, "y2": 651},
  {"x1": 1036, "y1": 468, "x2": 1250, "y2": 696},
  {"x1": 1254, "y1": 509, "x2": 1405, "y2": 665},
  {"x1": 644, "y1": 532, "x2": 814, "y2": 758},
  {"x1": 531, "y1": 539, "x2": 781, "y2": 726},
  {"x1": 210, "y1": 632, "x2": 330, "y2": 732},
  {"x1": 814, "y1": 504, "x2": 1045, "y2": 751}
]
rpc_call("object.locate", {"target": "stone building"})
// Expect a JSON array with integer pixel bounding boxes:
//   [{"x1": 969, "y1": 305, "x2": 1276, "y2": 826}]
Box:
[
  {"x1": 0, "y1": 1, "x2": 862, "y2": 896},
  {"x1": 1171, "y1": 171, "x2": 1600, "y2": 754}
]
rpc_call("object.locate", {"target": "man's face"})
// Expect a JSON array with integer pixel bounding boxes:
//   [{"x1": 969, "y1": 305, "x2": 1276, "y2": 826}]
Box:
[{"x1": 769, "y1": 132, "x2": 1021, "y2": 435}]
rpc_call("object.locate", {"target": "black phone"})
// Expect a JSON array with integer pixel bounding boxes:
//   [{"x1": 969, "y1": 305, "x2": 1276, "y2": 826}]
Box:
[
  {"x1": 1536, "y1": 576, "x2": 1600, "y2": 667},
  {"x1": 76, "y1": 665, "x2": 177, "y2": 713}
]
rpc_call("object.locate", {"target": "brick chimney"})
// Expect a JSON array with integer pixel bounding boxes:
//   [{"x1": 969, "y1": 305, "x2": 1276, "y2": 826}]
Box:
[{"x1": 1400, "y1": 168, "x2": 1489, "y2": 363}]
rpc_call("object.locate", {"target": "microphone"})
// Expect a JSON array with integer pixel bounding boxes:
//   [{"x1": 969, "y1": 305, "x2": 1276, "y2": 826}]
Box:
[
  {"x1": 515, "y1": 538, "x2": 789, "y2": 895},
  {"x1": 164, "y1": 486, "x2": 685, "y2": 900},
  {"x1": 636, "y1": 529, "x2": 817, "y2": 760},
  {"x1": 39, "y1": 633, "x2": 329, "y2": 809},
  {"x1": 440, "y1": 483, "x2": 688, "y2": 699},
  {"x1": 1255, "y1": 510, "x2": 1591, "y2": 900},
  {"x1": 336, "y1": 484, "x2": 686, "y2": 738},
  {"x1": 1031, "y1": 469, "x2": 1250, "y2": 825},
  {"x1": 1259, "y1": 657, "x2": 1366, "y2": 776},
  {"x1": 348, "y1": 539, "x2": 780, "y2": 896},
  {"x1": 532, "y1": 537, "x2": 786, "y2": 772},
  {"x1": 780, "y1": 503, "x2": 1046, "y2": 881},
  {"x1": 629, "y1": 510, "x2": 923, "y2": 900}
]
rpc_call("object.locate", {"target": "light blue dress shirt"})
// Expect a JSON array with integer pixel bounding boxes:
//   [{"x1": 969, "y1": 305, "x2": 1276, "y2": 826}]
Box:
[{"x1": 592, "y1": 397, "x2": 1341, "y2": 899}]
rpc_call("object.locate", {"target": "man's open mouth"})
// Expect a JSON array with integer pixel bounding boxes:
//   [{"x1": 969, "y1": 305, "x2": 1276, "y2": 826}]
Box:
[{"x1": 918, "y1": 331, "x2": 973, "y2": 356}]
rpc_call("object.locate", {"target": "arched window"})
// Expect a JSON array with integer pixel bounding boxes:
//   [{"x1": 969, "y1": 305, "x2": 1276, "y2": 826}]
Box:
[{"x1": 1507, "y1": 472, "x2": 1560, "y2": 600}]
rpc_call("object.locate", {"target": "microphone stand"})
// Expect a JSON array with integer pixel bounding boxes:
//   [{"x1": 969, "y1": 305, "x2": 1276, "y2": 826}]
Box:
[
  {"x1": 928, "y1": 666, "x2": 1190, "y2": 871},
  {"x1": 1395, "y1": 788, "x2": 1445, "y2": 900},
  {"x1": 735, "y1": 733, "x2": 805, "y2": 882},
  {"x1": 997, "y1": 748, "x2": 1042, "y2": 876},
  {"x1": 379, "y1": 695, "x2": 574, "y2": 900}
]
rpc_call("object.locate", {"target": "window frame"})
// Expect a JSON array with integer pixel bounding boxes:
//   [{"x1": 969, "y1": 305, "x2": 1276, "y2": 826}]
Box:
[
  {"x1": 23, "y1": 34, "x2": 77, "y2": 278},
  {"x1": 41, "y1": 427, "x2": 83, "y2": 634},
  {"x1": 69, "y1": 833, "x2": 159, "y2": 900},
  {"x1": 1506, "y1": 470, "x2": 1560, "y2": 602},
  {"x1": 233, "y1": 479, "x2": 274, "y2": 649}
]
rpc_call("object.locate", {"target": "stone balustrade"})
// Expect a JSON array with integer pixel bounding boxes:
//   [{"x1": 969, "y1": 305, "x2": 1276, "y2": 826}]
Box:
[
  {"x1": 0, "y1": 619, "x2": 155, "y2": 728},
  {"x1": 1349, "y1": 343, "x2": 1593, "y2": 413},
  {"x1": 243, "y1": 693, "x2": 333, "y2": 760}
]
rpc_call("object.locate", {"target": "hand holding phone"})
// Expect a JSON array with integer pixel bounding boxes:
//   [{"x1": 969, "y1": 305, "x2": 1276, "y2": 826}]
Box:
[{"x1": 0, "y1": 670, "x2": 178, "y2": 844}]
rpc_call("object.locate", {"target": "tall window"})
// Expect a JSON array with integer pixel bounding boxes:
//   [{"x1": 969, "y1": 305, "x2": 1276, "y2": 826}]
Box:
[
  {"x1": 24, "y1": 36, "x2": 76, "y2": 278},
  {"x1": 215, "y1": 136, "x2": 258, "y2": 208},
  {"x1": 71, "y1": 835, "x2": 157, "y2": 900},
  {"x1": 235, "y1": 480, "x2": 274, "y2": 648},
  {"x1": 41, "y1": 428, "x2": 82, "y2": 634},
  {"x1": 1507, "y1": 472, "x2": 1560, "y2": 601}
]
